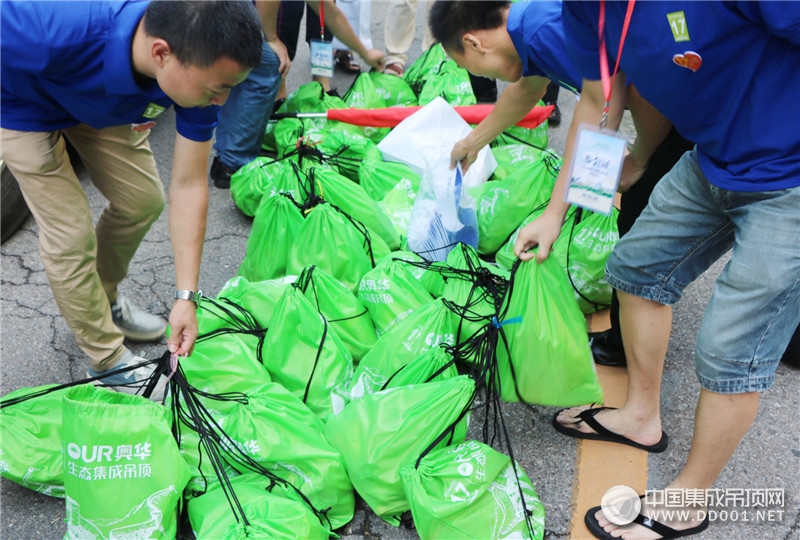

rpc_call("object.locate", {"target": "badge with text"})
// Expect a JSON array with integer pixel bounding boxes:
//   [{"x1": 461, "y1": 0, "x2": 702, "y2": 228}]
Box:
[
  {"x1": 565, "y1": 123, "x2": 628, "y2": 215},
  {"x1": 310, "y1": 40, "x2": 334, "y2": 78}
]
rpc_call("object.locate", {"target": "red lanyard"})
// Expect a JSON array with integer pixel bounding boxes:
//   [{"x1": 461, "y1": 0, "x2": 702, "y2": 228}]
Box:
[
  {"x1": 599, "y1": 0, "x2": 636, "y2": 129},
  {"x1": 319, "y1": 1, "x2": 325, "y2": 41}
]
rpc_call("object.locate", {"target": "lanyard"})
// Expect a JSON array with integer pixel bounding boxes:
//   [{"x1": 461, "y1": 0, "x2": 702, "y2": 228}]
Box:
[
  {"x1": 598, "y1": 0, "x2": 636, "y2": 129},
  {"x1": 319, "y1": 1, "x2": 325, "y2": 41}
]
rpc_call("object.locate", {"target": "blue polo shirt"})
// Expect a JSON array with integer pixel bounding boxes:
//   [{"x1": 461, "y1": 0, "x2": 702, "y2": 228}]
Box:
[
  {"x1": 507, "y1": 1, "x2": 583, "y2": 95},
  {"x1": 563, "y1": 1, "x2": 800, "y2": 192},
  {"x1": 1, "y1": 1, "x2": 219, "y2": 142}
]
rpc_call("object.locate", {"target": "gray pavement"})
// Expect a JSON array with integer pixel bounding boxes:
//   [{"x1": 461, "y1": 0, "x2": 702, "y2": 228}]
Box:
[{"x1": 1, "y1": 2, "x2": 798, "y2": 539}]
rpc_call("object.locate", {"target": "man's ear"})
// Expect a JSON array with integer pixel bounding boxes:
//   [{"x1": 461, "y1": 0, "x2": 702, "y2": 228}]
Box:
[
  {"x1": 462, "y1": 33, "x2": 484, "y2": 53},
  {"x1": 151, "y1": 38, "x2": 172, "y2": 68}
]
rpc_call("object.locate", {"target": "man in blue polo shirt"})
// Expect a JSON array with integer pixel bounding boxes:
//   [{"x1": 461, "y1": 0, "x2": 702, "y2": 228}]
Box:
[
  {"x1": 1, "y1": 1, "x2": 262, "y2": 399},
  {"x1": 514, "y1": 2, "x2": 800, "y2": 538}
]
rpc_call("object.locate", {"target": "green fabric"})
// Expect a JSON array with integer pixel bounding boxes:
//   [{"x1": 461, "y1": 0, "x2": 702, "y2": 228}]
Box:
[
  {"x1": 62, "y1": 385, "x2": 190, "y2": 540},
  {"x1": 418, "y1": 61, "x2": 477, "y2": 107},
  {"x1": 217, "y1": 275, "x2": 294, "y2": 330},
  {"x1": 286, "y1": 203, "x2": 381, "y2": 294},
  {"x1": 489, "y1": 145, "x2": 556, "y2": 181},
  {"x1": 222, "y1": 382, "x2": 354, "y2": 529},
  {"x1": 262, "y1": 286, "x2": 353, "y2": 421},
  {"x1": 357, "y1": 258, "x2": 433, "y2": 336},
  {"x1": 238, "y1": 193, "x2": 305, "y2": 282},
  {"x1": 441, "y1": 244, "x2": 509, "y2": 344},
  {"x1": 495, "y1": 258, "x2": 603, "y2": 406},
  {"x1": 295, "y1": 265, "x2": 377, "y2": 362},
  {"x1": 311, "y1": 167, "x2": 400, "y2": 250},
  {"x1": 368, "y1": 71, "x2": 418, "y2": 107},
  {"x1": 0, "y1": 385, "x2": 68, "y2": 497},
  {"x1": 349, "y1": 345, "x2": 458, "y2": 400},
  {"x1": 404, "y1": 44, "x2": 449, "y2": 97},
  {"x1": 190, "y1": 296, "x2": 263, "y2": 340},
  {"x1": 187, "y1": 473, "x2": 331, "y2": 540},
  {"x1": 490, "y1": 102, "x2": 549, "y2": 150},
  {"x1": 230, "y1": 158, "x2": 291, "y2": 218},
  {"x1": 358, "y1": 159, "x2": 420, "y2": 201},
  {"x1": 323, "y1": 376, "x2": 476, "y2": 525},
  {"x1": 496, "y1": 207, "x2": 619, "y2": 313},
  {"x1": 343, "y1": 73, "x2": 391, "y2": 143},
  {"x1": 351, "y1": 299, "x2": 459, "y2": 397},
  {"x1": 400, "y1": 440, "x2": 546, "y2": 540},
  {"x1": 473, "y1": 156, "x2": 558, "y2": 256},
  {"x1": 383, "y1": 251, "x2": 447, "y2": 298},
  {"x1": 313, "y1": 130, "x2": 384, "y2": 182},
  {"x1": 378, "y1": 178, "x2": 418, "y2": 240}
]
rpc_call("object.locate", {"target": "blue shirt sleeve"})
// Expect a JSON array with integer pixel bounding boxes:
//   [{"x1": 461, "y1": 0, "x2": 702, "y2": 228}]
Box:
[{"x1": 174, "y1": 105, "x2": 219, "y2": 142}]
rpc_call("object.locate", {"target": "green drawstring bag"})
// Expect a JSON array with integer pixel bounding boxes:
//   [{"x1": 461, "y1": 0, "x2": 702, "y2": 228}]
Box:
[
  {"x1": 281, "y1": 81, "x2": 359, "y2": 135},
  {"x1": 238, "y1": 194, "x2": 305, "y2": 282},
  {"x1": 495, "y1": 258, "x2": 603, "y2": 406},
  {"x1": 349, "y1": 345, "x2": 458, "y2": 400},
  {"x1": 311, "y1": 167, "x2": 401, "y2": 250},
  {"x1": 295, "y1": 265, "x2": 377, "y2": 362},
  {"x1": 441, "y1": 244, "x2": 509, "y2": 344},
  {"x1": 62, "y1": 385, "x2": 190, "y2": 540},
  {"x1": 473, "y1": 154, "x2": 560, "y2": 256},
  {"x1": 404, "y1": 44, "x2": 449, "y2": 97},
  {"x1": 287, "y1": 203, "x2": 383, "y2": 294},
  {"x1": 217, "y1": 275, "x2": 295, "y2": 330},
  {"x1": 187, "y1": 473, "x2": 331, "y2": 540},
  {"x1": 491, "y1": 106, "x2": 549, "y2": 151},
  {"x1": 313, "y1": 129, "x2": 384, "y2": 182},
  {"x1": 418, "y1": 61, "x2": 477, "y2": 107},
  {"x1": 490, "y1": 144, "x2": 555, "y2": 181},
  {"x1": 0, "y1": 385, "x2": 69, "y2": 497},
  {"x1": 324, "y1": 376, "x2": 476, "y2": 525},
  {"x1": 222, "y1": 382, "x2": 355, "y2": 529},
  {"x1": 359, "y1": 159, "x2": 421, "y2": 201},
  {"x1": 378, "y1": 178, "x2": 418, "y2": 239},
  {"x1": 184, "y1": 333, "x2": 271, "y2": 395},
  {"x1": 230, "y1": 158, "x2": 291, "y2": 218},
  {"x1": 343, "y1": 73, "x2": 391, "y2": 143},
  {"x1": 368, "y1": 71, "x2": 418, "y2": 107},
  {"x1": 497, "y1": 207, "x2": 618, "y2": 313},
  {"x1": 262, "y1": 286, "x2": 353, "y2": 421},
  {"x1": 357, "y1": 258, "x2": 433, "y2": 336},
  {"x1": 384, "y1": 251, "x2": 447, "y2": 299},
  {"x1": 351, "y1": 298, "x2": 458, "y2": 398},
  {"x1": 400, "y1": 440, "x2": 546, "y2": 540}
]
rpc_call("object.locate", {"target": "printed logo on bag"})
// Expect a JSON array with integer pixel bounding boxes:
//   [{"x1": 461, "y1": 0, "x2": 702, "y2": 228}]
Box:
[{"x1": 65, "y1": 442, "x2": 153, "y2": 481}]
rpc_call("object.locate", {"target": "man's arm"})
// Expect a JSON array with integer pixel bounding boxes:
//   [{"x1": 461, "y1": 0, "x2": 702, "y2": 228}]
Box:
[
  {"x1": 256, "y1": 0, "x2": 290, "y2": 76},
  {"x1": 166, "y1": 134, "x2": 209, "y2": 357},
  {"x1": 306, "y1": 0, "x2": 384, "y2": 69},
  {"x1": 515, "y1": 75, "x2": 626, "y2": 263},
  {"x1": 451, "y1": 75, "x2": 550, "y2": 172}
]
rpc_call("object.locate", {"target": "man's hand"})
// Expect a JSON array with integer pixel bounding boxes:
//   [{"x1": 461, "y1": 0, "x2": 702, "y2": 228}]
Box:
[
  {"x1": 361, "y1": 48, "x2": 385, "y2": 71},
  {"x1": 450, "y1": 136, "x2": 481, "y2": 173},
  {"x1": 267, "y1": 37, "x2": 291, "y2": 76},
  {"x1": 513, "y1": 211, "x2": 564, "y2": 263},
  {"x1": 167, "y1": 299, "x2": 199, "y2": 357}
]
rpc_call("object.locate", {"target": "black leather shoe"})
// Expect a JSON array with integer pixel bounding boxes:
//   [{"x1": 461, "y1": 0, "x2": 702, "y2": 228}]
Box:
[
  {"x1": 591, "y1": 330, "x2": 626, "y2": 367},
  {"x1": 209, "y1": 156, "x2": 236, "y2": 189},
  {"x1": 547, "y1": 103, "x2": 562, "y2": 127}
]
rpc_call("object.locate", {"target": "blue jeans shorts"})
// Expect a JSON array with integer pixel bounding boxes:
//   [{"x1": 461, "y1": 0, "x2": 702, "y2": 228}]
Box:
[{"x1": 606, "y1": 149, "x2": 800, "y2": 394}]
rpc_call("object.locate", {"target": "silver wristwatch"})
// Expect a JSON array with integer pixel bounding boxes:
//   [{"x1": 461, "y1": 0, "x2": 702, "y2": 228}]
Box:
[{"x1": 174, "y1": 289, "x2": 202, "y2": 305}]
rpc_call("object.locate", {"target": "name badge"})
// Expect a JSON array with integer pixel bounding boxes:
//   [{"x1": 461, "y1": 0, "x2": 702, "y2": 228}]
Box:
[
  {"x1": 564, "y1": 123, "x2": 628, "y2": 215},
  {"x1": 310, "y1": 40, "x2": 333, "y2": 78}
]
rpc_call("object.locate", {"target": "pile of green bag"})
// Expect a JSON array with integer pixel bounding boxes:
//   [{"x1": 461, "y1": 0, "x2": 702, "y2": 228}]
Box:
[{"x1": 1, "y1": 44, "x2": 623, "y2": 540}]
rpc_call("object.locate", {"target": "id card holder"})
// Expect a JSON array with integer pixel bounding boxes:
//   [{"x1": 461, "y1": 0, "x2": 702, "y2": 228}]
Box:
[
  {"x1": 564, "y1": 123, "x2": 628, "y2": 215},
  {"x1": 310, "y1": 40, "x2": 334, "y2": 78}
]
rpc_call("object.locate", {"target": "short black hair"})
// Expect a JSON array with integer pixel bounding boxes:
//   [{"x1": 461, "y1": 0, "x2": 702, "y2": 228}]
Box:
[
  {"x1": 143, "y1": 0, "x2": 262, "y2": 69},
  {"x1": 429, "y1": 1, "x2": 511, "y2": 54}
]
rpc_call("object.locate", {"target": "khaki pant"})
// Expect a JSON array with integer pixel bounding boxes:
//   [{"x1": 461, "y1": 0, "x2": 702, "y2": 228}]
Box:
[
  {"x1": 1, "y1": 124, "x2": 165, "y2": 370},
  {"x1": 384, "y1": 0, "x2": 433, "y2": 68}
]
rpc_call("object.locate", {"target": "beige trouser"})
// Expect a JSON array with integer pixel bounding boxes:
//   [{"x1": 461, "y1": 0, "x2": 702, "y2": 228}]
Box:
[
  {"x1": 384, "y1": 0, "x2": 433, "y2": 68},
  {"x1": 1, "y1": 124, "x2": 165, "y2": 371}
]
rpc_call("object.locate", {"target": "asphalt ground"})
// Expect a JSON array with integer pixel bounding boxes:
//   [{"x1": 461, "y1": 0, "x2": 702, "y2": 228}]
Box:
[{"x1": 1, "y1": 2, "x2": 798, "y2": 539}]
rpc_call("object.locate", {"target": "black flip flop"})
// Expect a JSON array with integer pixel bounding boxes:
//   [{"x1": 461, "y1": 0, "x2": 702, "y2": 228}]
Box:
[
  {"x1": 552, "y1": 407, "x2": 669, "y2": 453},
  {"x1": 584, "y1": 503, "x2": 710, "y2": 539}
]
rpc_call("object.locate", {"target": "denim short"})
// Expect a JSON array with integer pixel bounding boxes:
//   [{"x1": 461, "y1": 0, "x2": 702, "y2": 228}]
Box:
[{"x1": 606, "y1": 149, "x2": 800, "y2": 394}]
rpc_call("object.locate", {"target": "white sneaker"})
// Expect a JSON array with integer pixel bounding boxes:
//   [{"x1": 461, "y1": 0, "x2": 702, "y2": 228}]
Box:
[
  {"x1": 110, "y1": 296, "x2": 167, "y2": 341},
  {"x1": 88, "y1": 351, "x2": 168, "y2": 402}
]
